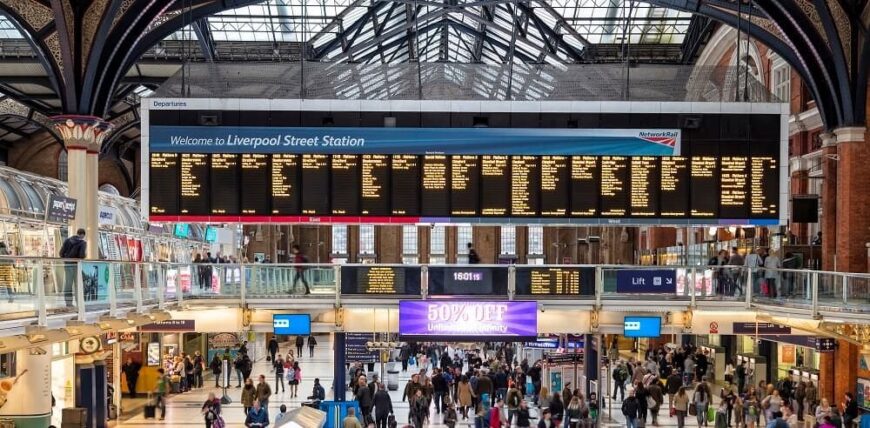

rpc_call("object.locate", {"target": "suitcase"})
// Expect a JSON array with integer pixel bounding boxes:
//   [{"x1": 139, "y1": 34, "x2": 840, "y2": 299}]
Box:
[{"x1": 144, "y1": 404, "x2": 156, "y2": 419}]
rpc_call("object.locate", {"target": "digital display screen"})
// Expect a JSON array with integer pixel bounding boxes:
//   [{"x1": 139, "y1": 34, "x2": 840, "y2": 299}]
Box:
[
  {"x1": 399, "y1": 300, "x2": 537, "y2": 338},
  {"x1": 624, "y1": 316, "x2": 662, "y2": 338},
  {"x1": 514, "y1": 267, "x2": 591, "y2": 295},
  {"x1": 273, "y1": 314, "x2": 311, "y2": 335},
  {"x1": 427, "y1": 266, "x2": 507, "y2": 295},
  {"x1": 149, "y1": 153, "x2": 780, "y2": 222},
  {"x1": 340, "y1": 266, "x2": 422, "y2": 295}
]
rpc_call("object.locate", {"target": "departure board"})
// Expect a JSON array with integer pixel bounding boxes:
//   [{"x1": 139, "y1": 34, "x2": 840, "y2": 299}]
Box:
[
  {"x1": 720, "y1": 157, "x2": 750, "y2": 218},
  {"x1": 570, "y1": 156, "x2": 599, "y2": 217},
  {"x1": 361, "y1": 155, "x2": 390, "y2": 215},
  {"x1": 421, "y1": 155, "x2": 450, "y2": 216},
  {"x1": 391, "y1": 155, "x2": 420, "y2": 216},
  {"x1": 179, "y1": 153, "x2": 209, "y2": 214},
  {"x1": 271, "y1": 154, "x2": 300, "y2": 214},
  {"x1": 600, "y1": 156, "x2": 629, "y2": 217},
  {"x1": 630, "y1": 157, "x2": 658, "y2": 217},
  {"x1": 302, "y1": 154, "x2": 330, "y2": 215},
  {"x1": 210, "y1": 154, "x2": 240, "y2": 214},
  {"x1": 511, "y1": 156, "x2": 540, "y2": 216},
  {"x1": 240, "y1": 154, "x2": 270, "y2": 214},
  {"x1": 515, "y1": 267, "x2": 594, "y2": 295},
  {"x1": 451, "y1": 155, "x2": 480, "y2": 216},
  {"x1": 480, "y1": 155, "x2": 509, "y2": 216},
  {"x1": 150, "y1": 152, "x2": 781, "y2": 223},
  {"x1": 540, "y1": 156, "x2": 569, "y2": 216},
  {"x1": 340, "y1": 266, "x2": 422, "y2": 295},
  {"x1": 149, "y1": 153, "x2": 179, "y2": 214},
  {"x1": 660, "y1": 157, "x2": 689, "y2": 217},
  {"x1": 751, "y1": 157, "x2": 778, "y2": 217},
  {"x1": 690, "y1": 157, "x2": 718, "y2": 217}
]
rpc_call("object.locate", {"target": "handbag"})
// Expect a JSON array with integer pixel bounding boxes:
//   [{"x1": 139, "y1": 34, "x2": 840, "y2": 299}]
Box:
[
  {"x1": 647, "y1": 397, "x2": 657, "y2": 409},
  {"x1": 707, "y1": 407, "x2": 716, "y2": 423},
  {"x1": 689, "y1": 405, "x2": 697, "y2": 416},
  {"x1": 670, "y1": 407, "x2": 676, "y2": 417}
]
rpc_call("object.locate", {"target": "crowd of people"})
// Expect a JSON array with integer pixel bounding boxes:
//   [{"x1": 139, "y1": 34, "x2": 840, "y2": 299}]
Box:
[
  {"x1": 614, "y1": 344, "x2": 861, "y2": 428},
  {"x1": 705, "y1": 247, "x2": 801, "y2": 299}
]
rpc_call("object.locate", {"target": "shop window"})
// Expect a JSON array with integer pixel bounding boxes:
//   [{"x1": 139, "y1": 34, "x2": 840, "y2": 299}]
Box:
[
  {"x1": 430, "y1": 225, "x2": 445, "y2": 264},
  {"x1": 359, "y1": 225, "x2": 375, "y2": 255},
  {"x1": 402, "y1": 225, "x2": 418, "y2": 264}
]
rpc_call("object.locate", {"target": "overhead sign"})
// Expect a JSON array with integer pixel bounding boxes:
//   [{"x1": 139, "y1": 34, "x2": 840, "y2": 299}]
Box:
[
  {"x1": 272, "y1": 314, "x2": 311, "y2": 335},
  {"x1": 150, "y1": 126, "x2": 680, "y2": 156},
  {"x1": 616, "y1": 269, "x2": 676, "y2": 293},
  {"x1": 46, "y1": 195, "x2": 77, "y2": 223},
  {"x1": 139, "y1": 319, "x2": 195, "y2": 332},
  {"x1": 732, "y1": 322, "x2": 791, "y2": 335},
  {"x1": 398, "y1": 300, "x2": 537, "y2": 339},
  {"x1": 814, "y1": 337, "x2": 836, "y2": 352}
]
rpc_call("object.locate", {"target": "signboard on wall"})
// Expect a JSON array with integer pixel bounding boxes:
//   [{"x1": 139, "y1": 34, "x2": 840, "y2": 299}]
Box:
[
  {"x1": 46, "y1": 195, "x2": 77, "y2": 223},
  {"x1": 398, "y1": 300, "x2": 537, "y2": 339},
  {"x1": 140, "y1": 320, "x2": 196, "y2": 332},
  {"x1": 616, "y1": 269, "x2": 676, "y2": 293}
]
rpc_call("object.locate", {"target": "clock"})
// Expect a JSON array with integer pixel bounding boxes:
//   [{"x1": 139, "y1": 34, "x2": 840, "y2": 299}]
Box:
[{"x1": 80, "y1": 336, "x2": 101, "y2": 354}]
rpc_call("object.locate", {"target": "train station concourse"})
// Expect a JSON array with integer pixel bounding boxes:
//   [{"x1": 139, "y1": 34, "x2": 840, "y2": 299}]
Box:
[{"x1": 0, "y1": 0, "x2": 868, "y2": 427}]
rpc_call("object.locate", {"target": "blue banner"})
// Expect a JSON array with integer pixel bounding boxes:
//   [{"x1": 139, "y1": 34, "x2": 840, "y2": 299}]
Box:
[
  {"x1": 149, "y1": 126, "x2": 679, "y2": 155},
  {"x1": 615, "y1": 269, "x2": 677, "y2": 293}
]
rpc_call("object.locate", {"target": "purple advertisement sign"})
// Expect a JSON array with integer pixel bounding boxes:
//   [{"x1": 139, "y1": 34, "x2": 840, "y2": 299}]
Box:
[{"x1": 399, "y1": 300, "x2": 537, "y2": 338}]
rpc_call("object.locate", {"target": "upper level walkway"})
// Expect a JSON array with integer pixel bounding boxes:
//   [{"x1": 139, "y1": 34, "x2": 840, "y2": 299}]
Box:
[{"x1": 0, "y1": 258, "x2": 866, "y2": 333}]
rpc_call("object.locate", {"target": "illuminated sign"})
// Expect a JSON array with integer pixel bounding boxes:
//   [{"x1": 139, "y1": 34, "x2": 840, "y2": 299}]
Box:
[{"x1": 398, "y1": 300, "x2": 537, "y2": 338}]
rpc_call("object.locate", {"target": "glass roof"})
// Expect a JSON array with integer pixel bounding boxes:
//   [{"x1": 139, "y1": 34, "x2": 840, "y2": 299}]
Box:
[{"x1": 0, "y1": 15, "x2": 22, "y2": 38}]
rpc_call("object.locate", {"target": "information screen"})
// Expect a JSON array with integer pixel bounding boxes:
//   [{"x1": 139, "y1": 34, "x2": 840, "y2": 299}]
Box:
[
  {"x1": 427, "y1": 266, "x2": 509, "y2": 295},
  {"x1": 339, "y1": 266, "x2": 422, "y2": 295},
  {"x1": 150, "y1": 153, "x2": 781, "y2": 223},
  {"x1": 514, "y1": 267, "x2": 594, "y2": 295}
]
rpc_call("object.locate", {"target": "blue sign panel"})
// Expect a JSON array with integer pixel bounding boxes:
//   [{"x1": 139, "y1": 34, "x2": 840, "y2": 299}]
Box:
[
  {"x1": 173, "y1": 223, "x2": 189, "y2": 238},
  {"x1": 624, "y1": 316, "x2": 662, "y2": 338},
  {"x1": 616, "y1": 269, "x2": 676, "y2": 293},
  {"x1": 150, "y1": 126, "x2": 679, "y2": 156},
  {"x1": 272, "y1": 314, "x2": 311, "y2": 335}
]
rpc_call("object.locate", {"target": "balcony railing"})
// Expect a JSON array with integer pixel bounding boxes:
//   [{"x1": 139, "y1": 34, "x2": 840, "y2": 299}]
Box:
[{"x1": 0, "y1": 257, "x2": 866, "y2": 327}]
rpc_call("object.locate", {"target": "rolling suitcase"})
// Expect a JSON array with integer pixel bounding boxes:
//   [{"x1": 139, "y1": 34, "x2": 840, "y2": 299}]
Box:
[{"x1": 143, "y1": 404, "x2": 156, "y2": 419}]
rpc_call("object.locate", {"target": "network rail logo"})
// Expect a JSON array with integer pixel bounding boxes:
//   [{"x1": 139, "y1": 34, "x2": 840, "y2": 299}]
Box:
[{"x1": 637, "y1": 130, "x2": 678, "y2": 147}]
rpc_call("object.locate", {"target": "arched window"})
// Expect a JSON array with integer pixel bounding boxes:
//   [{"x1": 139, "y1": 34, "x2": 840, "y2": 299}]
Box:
[
  {"x1": 57, "y1": 150, "x2": 68, "y2": 181},
  {"x1": 99, "y1": 184, "x2": 120, "y2": 195}
]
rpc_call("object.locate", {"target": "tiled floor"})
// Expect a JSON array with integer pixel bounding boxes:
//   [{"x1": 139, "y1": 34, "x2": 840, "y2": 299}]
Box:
[{"x1": 112, "y1": 339, "x2": 731, "y2": 427}]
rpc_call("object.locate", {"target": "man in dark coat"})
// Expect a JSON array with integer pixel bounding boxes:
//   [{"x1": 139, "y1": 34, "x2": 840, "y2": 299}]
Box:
[{"x1": 373, "y1": 382, "x2": 393, "y2": 428}]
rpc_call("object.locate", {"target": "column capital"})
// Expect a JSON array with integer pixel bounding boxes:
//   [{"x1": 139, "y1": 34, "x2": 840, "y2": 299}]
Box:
[
  {"x1": 819, "y1": 132, "x2": 838, "y2": 147},
  {"x1": 50, "y1": 115, "x2": 113, "y2": 153},
  {"x1": 833, "y1": 126, "x2": 867, "y2": 144}
]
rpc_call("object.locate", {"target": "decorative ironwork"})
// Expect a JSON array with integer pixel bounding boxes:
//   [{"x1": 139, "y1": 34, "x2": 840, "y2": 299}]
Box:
[
  {"x1": 0, "y1": 0, "x2": 53, "y2": 31},
  {"x1": 50, "y1": 115, "x2": 114, "y2": 152}
]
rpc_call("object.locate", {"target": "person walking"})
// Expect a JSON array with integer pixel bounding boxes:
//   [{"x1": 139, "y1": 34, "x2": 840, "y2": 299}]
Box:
[
  {"x1": 308, "y1": 335, "x2": 317, "y2": 358},
  {"x1": 122, "y1": 358, "x2": 141, "y2": 398},
  {"x1": 256, "y1": 374, "x2": 272, "y2": 419},
  {"x1": 693, "y1": 383, "x2": 710, "y2": 427},
  {"x1": 273, "y1": 355, "x2": 285, "y2": 393},
  {"x1": 612, "y1": 362, "x2": 628, "y2": 401},
  {"x1": 268, "y1": 337, "x2": 279, "y2": 364},
  {"x1": 467, "y1": 242, "x2": 481, "y2": 264},
  {"x1": 244, "y1": 400, "x2": 269, "y2": 427},
  {"x1": 194, "y1": 351, "x2": 205, "y2": 388},
  {"x1": 295, "y1": 335, "x2": 305, "y2": 358},
  {"x1": 291, "y1": 245, "x2": 311, "y2": 295},
  {"x1": 209, "y1": 355, "x2": 223, "y2": 388},
  {"x1": 201, "y1": 392, "x2": 222, "y2": 428},
  {"x1": 674, "y1": 386, "x2": 690, "y2": 428},
  {"x1": 59, "y1": 228, "x2": 87, "y2": 307},
  {"x1": 457, "y1": 375, "x2": 473, "y2": 420},
  {"x1": 153, "y1": 368, "x2": 169, "y2": 421},
  {"x1": 622, "y1": 390, "x2": 641, "y2": 428},
  {"x1": 356, "y1": 375, "x2": 374, "y2": 423},
  {"x1": 289, "y1": 361, "x2": 301, "y2": 398},
  {"x1": 241, "y1": 378, "x2": 256, "y2": 416},
  {"x1": 373, "y1": 382, "x2": 394, "y2": 428},
  {"x1": 648, "y1": 379, "x2": 665, "y2": 426}
]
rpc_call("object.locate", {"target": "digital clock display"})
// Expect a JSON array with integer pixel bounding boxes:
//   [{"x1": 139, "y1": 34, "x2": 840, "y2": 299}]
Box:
[{"x1": 453, "y1": 271, "x2": 484, "y2": 281}]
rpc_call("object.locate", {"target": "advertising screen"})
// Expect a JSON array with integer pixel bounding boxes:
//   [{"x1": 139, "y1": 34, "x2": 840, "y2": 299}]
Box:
[
  {"x1": 272, "y1": 314, "x2": 311, "y2": 335},
  {"x1": 623, "y1": 316, "x2": 662, "y2": 338},
  {"x1": 398, "y1": 300, "x2": 537, "y2": 339}
]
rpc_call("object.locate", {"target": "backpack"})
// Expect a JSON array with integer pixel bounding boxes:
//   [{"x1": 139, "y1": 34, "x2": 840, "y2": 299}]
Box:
[{"x1": 286, "y1": 367, "x2": 296, "y2": 381}]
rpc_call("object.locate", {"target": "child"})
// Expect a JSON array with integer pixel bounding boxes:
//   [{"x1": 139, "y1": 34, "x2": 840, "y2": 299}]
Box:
[{"x1": 275, "y1": 404, "x2": 288, "y2": 425}]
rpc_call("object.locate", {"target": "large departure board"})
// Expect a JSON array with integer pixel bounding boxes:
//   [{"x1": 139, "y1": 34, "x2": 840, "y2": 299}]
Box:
[{"x1": 149, "y1": 153, "x2": 781, "y2": 223}]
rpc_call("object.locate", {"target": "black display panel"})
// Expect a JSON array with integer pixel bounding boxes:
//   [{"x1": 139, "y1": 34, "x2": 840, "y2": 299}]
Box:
[
  {"x1": 690, "y1": 157, "x2": 718, "y2": 217},
  {"x1": 720, "y1": 156, "x2": 750, "y2": 218},
  {"x1": 427, "y1": 266, "x2": 509, "y2": 295},
  {"x1": 330, "y1": 154, "x2": 359, "y2": 215},
  {"x1": 450, "y1": 155, "x2": 480, "y2": 216},
  {"x1": 751, "y1": 156, "x2": 778, "y2": 218},
  {"x1": 659, "y1": 157, "x2": 689, "y2": 217},
  {"x1": 511, "y1": 156, "x2": 540, "y2": 217},
  {"x1": 361, "y1": 154, "x2": 390, "y2": 216},
  {"x1": 570, "y1": 156, "x2": 599, "y2": 217},
  {"x1": 630, "y1": 156, "x2": 659, "y2": 217},
  {"x1": 339, "y1": 266, "x2": 422, "y2": 295},
  {"x1": 240, "y1": 154, "x2": 270, "y2": 215},
  {"x1": 540, "y1": 156, "x2": 569, "y2": 217},
  {"x1": 271, "y1": 154, "x2": 300, "y2": 215},
  {"x1": 210, "y1": 154, "x2": 240, "y2": 215},
  {"x1": 179, "y1": 153, "x2": 209, "y2": 215},
  {"x1": 421, "y1": 155, "x2": 450, "y2": 216},
  {"x1": 481, "y1": 155, "x2": 510, "y2": 216},
  {"x1": 391, "y1": 155, "x2": 420, "y2": 216},
  {"x1": 600, "y1": 156, "x2": 629, "y2": 217},
  {"x1": 302, "y1": 154, "x2": 330, "y2": 215},
  {"x1": 514, "y1": 267, "x2": 595, "y2": 295},
  {"x1": 149, "y1": 153, "x2": 179, "y2": 215}
]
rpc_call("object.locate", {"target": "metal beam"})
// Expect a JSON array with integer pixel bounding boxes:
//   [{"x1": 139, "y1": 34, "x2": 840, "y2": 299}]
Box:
[{"x1": 191, "y1": 18, "x2": 217, "y2": 62}]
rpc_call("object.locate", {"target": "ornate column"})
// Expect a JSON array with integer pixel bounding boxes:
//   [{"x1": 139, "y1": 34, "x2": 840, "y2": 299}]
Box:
[
  {"x1": 834, "y1": 126, "x2": 869, "y2": 272},
  {"x1": 819, "y1": 133, "x2": 838, "y2": 270},
  {"x1": 51, "y1": 116, "x2": 113, "y2": 259}
]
